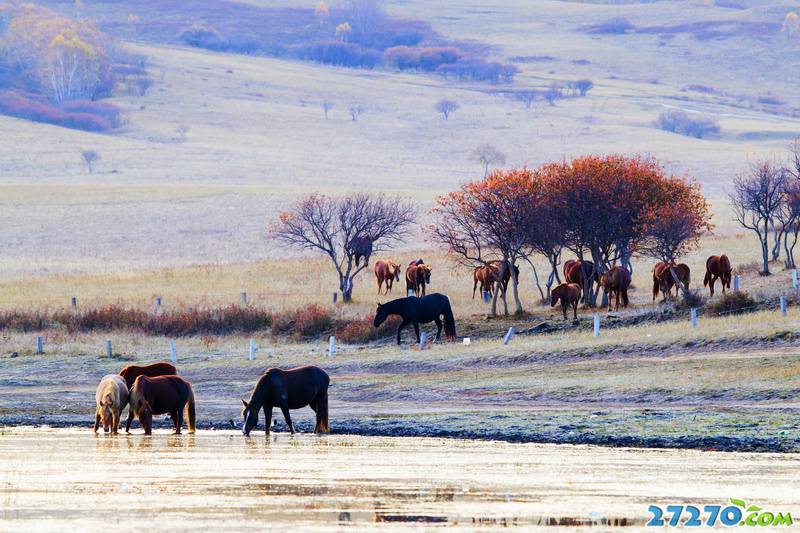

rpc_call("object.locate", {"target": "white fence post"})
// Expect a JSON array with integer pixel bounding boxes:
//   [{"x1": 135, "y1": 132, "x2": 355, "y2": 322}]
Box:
[
  {"x1": 328, "y1": 335, "x2": 336, "y2": 356},
  {"x1": 781, "y1": 296, "x2": 787, "y2": 317},
  {"x1": 37, "y1": 336, "x2": 43, "y2": 354},
  {"x1": 248, "y1": 338, "x2": 256, "y2": 361},
  {"x1": 169, "y1": 339, "x2": 177, "y2": 364},
  {"x1": 462, "y1": 337, "x2": 471, "y2": 346},
  {"x1": 593, "y1": 314, "x2": 600, "y2": 337},
  {"x1": 241, "y1": 291, "x2": 248, "y2": 304},
  {"x1": 106, "y1": 340, "x2": 113, "y2": 358},
  {"x1": 407, "y1": 289, "x2": 415, "y2": 297},
  {"x1": 482, "y1": 291, "x2": 491, "y2": 303},
  {"x1": 690, "y1": 308, "x2": 698, "y2": 328},
  {"x1": 155, "y1": 296, "x2": 162, "y2": 308},
  {"x1": 332, "y1": 292, "x2": 338, "y2": 304},
  {"x1": 793, "y1": 269, "x2": 798, "y2": 289},
  {"x1": 503, "y1": 326, "x2": 515, "y2": 345},
  {"x1": 419, "y1": 332, "x2": 428, "y2": 350},
  {"x1": 733, "y1": 275, "x2": 740, "y2": 291},
  {"x1": 71, "y1": 297, "x2": 77, "y2": 308}
]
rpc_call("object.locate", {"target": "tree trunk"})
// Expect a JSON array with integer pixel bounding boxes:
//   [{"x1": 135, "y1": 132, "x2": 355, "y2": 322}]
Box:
[
  {"x1": 771, "y1": 220, "x2": 783, "y2": 262},
  {"x1": 509, "y1": 262, "x2": 523, "y2": 315},
  {"x1": 789, "y1": 229, "x2": 799, "y2": 269},
  {"x1": 340, "y1": 275, "x2": 354, "y2": 302},
  {"x1": 529, "y1": 261, "x2": 545, "y2": 304},
  {"x1": 760, "y1": 232, "x2": 771, "y2": 275}
]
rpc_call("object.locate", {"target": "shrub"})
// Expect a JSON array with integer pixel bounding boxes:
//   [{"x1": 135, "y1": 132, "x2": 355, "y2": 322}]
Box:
[
  {"x1": 335, "y1": 313, "x2": 400, "y2": 344},
  {"x1": 0, "y1": 91, "x2": 120, "y2": 132},
  {"x1": 655, "y1": 110, "x2": 720, "y2": 139},
  {"x1": 675, "y1": 289, "x2": 706, "y2": 311},
  {"x1": 383, "y1": 45, "x2": 464, "y2": 71},
  {"x1": 436, "y1": 59, "x2": 518, "y2": 83},
  {"x1": 569, "y1": 79, "x2": 594, "y2": 96},
  {"x1": 294, "y1": 40, "x2": 381, "y2": 68},
  {"x1": 179, "y1": 24, "x2": 222, "y2": 48},
  {"x1": 586, "y1": 18, "x2": 634, "y2": 35},
  {"x1": 271, "y1": 304, "x2": 332, "y2": 339},
  {"x1": 705, "y1": 291, "x2": 756, "y2": 317}
]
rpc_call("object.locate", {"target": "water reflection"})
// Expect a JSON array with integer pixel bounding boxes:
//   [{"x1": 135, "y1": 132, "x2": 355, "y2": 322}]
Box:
[{"x1": 1, "y1": 428, "x2": 798, "y2": 531}]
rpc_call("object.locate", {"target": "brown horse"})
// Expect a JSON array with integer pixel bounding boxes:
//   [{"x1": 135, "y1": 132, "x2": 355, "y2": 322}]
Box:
[
  {"x1": 550, "y1": 283, "x2": 582, "y2": 320},
  {"x1": 119, "y1": 362, "x2": 177, "y2": 389},
  {"x1": 406, "y1": 263, "x2": 432, "y2": 297},
  {"x1": 601, "y1": 265, "x2": 631, "y2": 311},
  {"x1": 653, "y1": 262, "x2": 691, "y2": 301},
  {"x1": 564, "y1": 259, "x2": 595, "y2": 286},
  {"x1": 704, "y1": 254, "x2": 732, "y2": 296},
  {"x1": 488, "y1": 260, "x2": 520, "y2": 294},
  {"x1": 241, "y1": 366, "x2": 330, "y2": 435},
  {"x1": 126, "y1": 375, "x2": 196, "y2": 435},
  {"x1": 472, "y1": 265, "x2": 499, "y2": 299},
  {"x1": 374, "y1": 260, "x2": 401, "y2": 295},
  {"x1": 94, "y1": 375, "x2": 128, "y2": 435}
]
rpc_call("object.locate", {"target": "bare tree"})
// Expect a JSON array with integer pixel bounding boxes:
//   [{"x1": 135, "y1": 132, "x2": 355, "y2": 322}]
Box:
[
  {"x1": 322, "y1": 100, "x2": 334, "y2": 119},
  {"x1": 543, "y1": 83, "x2": 563, "y2": 106},
  {"x1": 514, "y1": 90, "x2": 537, "y2": 109},
  {"x1": 82, "y1": 150, "x2": 100, "y2": 173},
  {"x1": 779, "y1": 138, "x2": 800, "y2": 268},
  {"x1": 435, "y1": 99, "x2": 459, "y2": 120},
  {"x1": 569, "y1": 79, "x2": 594, "y2": 97},
  {"x1": 730, "y1": 160, "x2": 786, "y2": 275},
  {"x1": 270, "y1": 193, "x2": 416, "y2": 302},
  {"x1": 346, "y1": 0, "x2": 385, "y2": 41},
  {"x1": 470, "y1": 144, "x2": 507, "y2": 177},
  {"x1": 349, "y1": 104, "x2": 364, "y2": 122}
]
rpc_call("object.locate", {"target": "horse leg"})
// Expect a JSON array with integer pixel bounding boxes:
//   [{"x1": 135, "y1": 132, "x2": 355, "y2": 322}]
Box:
[
  {"x1": 434, "y1": 317, "x2": 442, "y2": 340},
  {"x1": 112, "y1": 408, "x2": 120, "y2": 435},
  {"x1": 562, "y1": 302, "x2": 567, "y2": 320},
  {"x1": 572, "y1": 299, "x2": 578, "y2": 321},
  {"x1": 396, "y1": 320, "x2": 408, "y2": 345},
  {"x1": 172, "y1": 409, "x2": 182, "y2": 434},
  {"x1": 263, "y1": 404, "x2": 273, "y2": 435},
  {"x1": 93, "y1": 411, "x2": 101, "y2": 433},
  {"x1": 413, "y1": 322, "x2": 421, "y2": 343},
  {"x1": 710, "y1": 276, "x2": 716, "y2": 297},
  {"x1": 280, "y1": 405, "x2": 294, "y2": 434},
  {"x1": 125, "y1": 406, "x2": 134, "y2": 433},
  {"x1": 473, "y1": 278, "x2": 478, "y2": 299}
]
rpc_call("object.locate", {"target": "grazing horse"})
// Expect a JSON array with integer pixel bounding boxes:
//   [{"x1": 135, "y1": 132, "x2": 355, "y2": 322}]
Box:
[
  {"x1": 653, "y1": 262, "x2": 691, "y2": 301},
  {"x1": 704, "y1": 254, "x2": 732, "y2": 296},
  {"x1": 550, "y1": 283, "x2": 582, "y2": 320},
  {"x1": 489, "y1": 260, "x2": 520, "y2": 294},
  {"x1": 601, "y1": 265, "x2": 631, "y2": 311},
  {"x1": 374, "y1": 293, "x2": 456, "y2": 345},
  {"x1": 406, "y1": 263, "x2": 432, "y2": 297},
  {"x1": 472, "y1": 265, "x2": 499, "y2": 299},
  {"x1": 127, "y1": 375, "x2": 196, "y2": 435},
  {"x1": 374, "y1": 260, "x2": 401, "y2": 295},
  {"x1": 93, "y1": 375, "x2": 128, "y2": 435},
  {"x1": 119, "y1": 362, "x2": 177, "y2": 389},
  {"x1": 241, "y1": 366, "x2": 330, "y2": 436},
  {"x1": 349, "y1": 236, "x2": 374, "y2": 267}
]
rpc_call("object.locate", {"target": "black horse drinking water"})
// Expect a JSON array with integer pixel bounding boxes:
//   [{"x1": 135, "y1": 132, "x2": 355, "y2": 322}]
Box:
[
  {"x1": 373, "y1": 293, "x2": 456, "y2": 345},
  {"x1": 241, "y1": 366, "x2": 330, "y2": 436}
]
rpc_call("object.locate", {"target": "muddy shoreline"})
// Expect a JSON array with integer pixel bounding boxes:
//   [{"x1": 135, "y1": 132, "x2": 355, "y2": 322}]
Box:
[{"x1": 2, "y1": 415, "x2": 795, "y2": 454}]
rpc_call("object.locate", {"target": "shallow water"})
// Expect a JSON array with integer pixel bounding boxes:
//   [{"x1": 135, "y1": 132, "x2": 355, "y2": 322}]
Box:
[{"x1": 1, "y1": 429, "x2": 798, "y2": 531}]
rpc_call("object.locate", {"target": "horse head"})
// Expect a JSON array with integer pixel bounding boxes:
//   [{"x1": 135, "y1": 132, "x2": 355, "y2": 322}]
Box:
[
  {"x1": 550, "y1": 286, "x2": 561, "y2": 307},
  {"x1": 422, "y1": 265, "x2": 432, "y2": 283},
  {"x1": 392, "y1": 263, "x2": 401, "y2": 282},
  {"x1": 373, "y1": 302, "x2": 388, "y2": 327},
  {"x1": 137, "y1": 399, "x2": 153, "y2": 435},
  {"x1": 241, "y1": 399, "x2": 259, "y2": 436}
]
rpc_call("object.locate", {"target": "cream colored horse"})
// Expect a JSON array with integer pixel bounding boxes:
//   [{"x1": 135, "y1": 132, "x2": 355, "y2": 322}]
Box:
[{"x1": 94, "y1": 375, "x2": 129, "y2": 435}]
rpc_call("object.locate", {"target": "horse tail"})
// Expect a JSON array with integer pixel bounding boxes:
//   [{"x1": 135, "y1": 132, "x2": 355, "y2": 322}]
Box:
[
  {"x1": 442, "y1": 300, "x2": 456, "y2": 340},
  {"x1": 186, "y1": 389, "x2": 196, "y2": 433},
  {"x1": 318, "y1": 389, "x2": 330, "y2": 433},
  {"x1": 703, "y1": 269, "x2": 710, "y2": 287}
]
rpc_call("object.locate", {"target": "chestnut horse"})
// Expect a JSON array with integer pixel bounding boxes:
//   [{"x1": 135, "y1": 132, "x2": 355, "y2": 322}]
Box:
[
  {"x1": 601, "y1": 265, "x2": 631, "y2": 311},
  {"x1": 374, "y1": 293, "x2": 456, "y2": 345},
  {"x1": 374, "y1": 260, "x2": 401, "y2": 295},
  {"x1": 489, "y1": 260, "x2": 520, "y2": 294},
  {"x1": 550, "y1": 283, "x2": 582, "y2": 320},
  {"x1": 94, "y1": 374, "x2": 128, "y2": 434},
  {"x1": 472, "y1": 265, "x2": 499, "y2": 299},
  {"x1": 127, "y1": 375, "x2": 196, "y2": 435},
  {"x1": 654, "y1": 262, "x2": 691, "y2": 301},
  {"x1": 704, "y1": 254, "x2": 732, "y2": 296},
  {"x1": 119, "y1": 362, "x2": 177, "y2": 389},
  {"x1": 241, "y1": 366, "x2": 330, "y2": 436},
  {"x1": 406, "y1": 263, "x2": 432, "y2": 297}
]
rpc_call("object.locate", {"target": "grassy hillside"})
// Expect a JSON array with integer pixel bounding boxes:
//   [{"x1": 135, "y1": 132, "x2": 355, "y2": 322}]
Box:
[{"x1": 1, "y1": 0, "x2": 798, "y2": 280}]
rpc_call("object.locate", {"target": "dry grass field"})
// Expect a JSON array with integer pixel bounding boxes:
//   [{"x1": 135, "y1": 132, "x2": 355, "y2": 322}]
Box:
[{"x1": 1, "y1": 0, "x2": 799, "y2": 285}]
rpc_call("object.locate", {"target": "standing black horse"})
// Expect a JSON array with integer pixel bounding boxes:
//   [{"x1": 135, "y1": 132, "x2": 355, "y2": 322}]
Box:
[
  {"x1": 241, "y1": 366, "x2": 330, "y2": 436},
  {"x1": 373, "y1": 293, "x2": 456, "y2": 345}
]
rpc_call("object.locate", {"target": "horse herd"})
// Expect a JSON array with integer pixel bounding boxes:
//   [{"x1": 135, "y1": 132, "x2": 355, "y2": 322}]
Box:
[
  {"x1": 94, "y1": 363, "x2": 330, "y2": 437},
  {"x1": 374, "y1": 254, "x2": 734, "y2": 325}
]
